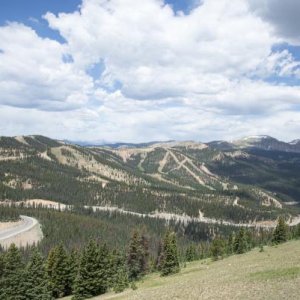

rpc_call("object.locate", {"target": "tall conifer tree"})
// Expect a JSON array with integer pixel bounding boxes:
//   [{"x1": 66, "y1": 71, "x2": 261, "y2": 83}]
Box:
[
  {"x1": 0, "y1": 243, "x2": 26, "y2": 300},
  {"x1": 272, "y1": 216, "x2": 288, "y2": 244},
  {"x1": 160, "y1": 231, "x2": 180, "y2": 276},
  {"x1": 73, "y1": 240, "x2": 110, "y2": 299},
  {"x1": 46, "y1": 244, "x2": 71, "y2": 298},
  {"x1": 127, "y1": 230, "x2": 149, "y2": 281},
  {"x1": 24, "y1": 248, "x2": 52, "y2": 300}
]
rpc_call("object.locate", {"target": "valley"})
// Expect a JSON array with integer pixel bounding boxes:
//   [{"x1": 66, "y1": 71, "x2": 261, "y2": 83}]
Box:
[
  {"x1": 1, "y1": 134, "x2": 300, "y2": 249},
  {"x1": 1, "y1": 134, "x2": 300, "y2": 299}
]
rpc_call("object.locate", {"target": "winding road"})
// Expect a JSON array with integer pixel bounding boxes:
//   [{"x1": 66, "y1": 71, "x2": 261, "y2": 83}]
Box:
[{"x1": 0, "y1": 215, "x2": 38, "y2": 241}]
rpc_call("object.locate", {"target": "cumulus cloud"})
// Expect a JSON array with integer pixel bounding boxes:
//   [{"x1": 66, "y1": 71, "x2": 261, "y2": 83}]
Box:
[
  {"x1": 248, "y1": 0, "x2": 300, "y2": 45},
  {"x1": 0, "y1": 23, "x2": 93, "y2": 111},
  {"x1": 0, "y1": 0, "x2": 299, "y2": 141},
  {"x1": 45, "y1": 0, "x2": 276, "y2": 99}
]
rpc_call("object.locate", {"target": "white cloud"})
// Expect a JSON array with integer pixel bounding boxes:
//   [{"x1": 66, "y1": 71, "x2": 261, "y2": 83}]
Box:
[
  {"x1": 0, "y1": 0, "x2": 300, "y2": 142},
  {"x1": 0, "y1": 23, "x2": 93, "y2": 111},
  {"x1": 45, "y1": 0, "x2": 276, "y2": 99}
]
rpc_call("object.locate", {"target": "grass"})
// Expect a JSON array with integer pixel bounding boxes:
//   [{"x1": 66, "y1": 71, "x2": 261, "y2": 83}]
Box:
[
  {"x1": 249, "y1": 266, "x2": 300, "y2": 280},
  {"x1": 62, "y1": 240, "x2": 300, "y2": 299},
  {"x1": 90, "y1": 240, "x2": 300, "y2": 300}
]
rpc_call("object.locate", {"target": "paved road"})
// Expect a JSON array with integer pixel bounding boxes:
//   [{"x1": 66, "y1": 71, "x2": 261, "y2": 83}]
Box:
[{"x1": 0, "y1": 215, "x2": 38, "y2": 241}]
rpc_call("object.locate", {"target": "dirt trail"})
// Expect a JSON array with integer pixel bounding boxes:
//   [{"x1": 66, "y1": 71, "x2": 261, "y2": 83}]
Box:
[
  {"x1": 168, "y1": 150, "x2": 214, "y2": 190},
  {"x1": 158, "y1": 151, "x2": 169, "y2": 173},
  {"x1": 14, "y1": 136, "x2": 29, "y2": 146},
  {"x1": 137, "y1": 152, "x2": 147, "y2": 172}
]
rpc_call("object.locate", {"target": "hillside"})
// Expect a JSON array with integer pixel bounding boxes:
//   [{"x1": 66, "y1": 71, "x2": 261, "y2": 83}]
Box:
[
  {"x1": 1, "y1": 135, "x2": 300, "y2": 229},
  {"x1": 87, "y1": 240, "x2": 300, "y2": 300}
]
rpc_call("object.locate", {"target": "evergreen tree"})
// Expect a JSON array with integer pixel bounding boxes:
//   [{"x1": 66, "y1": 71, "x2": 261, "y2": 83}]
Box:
[
  {"x1": 67, "y1": 249, "x2": 79, "y2": 294},
  {"x1": 296, "y1": 224, "x2": 300, "y2": 238},
  {"x1": 185, "y1": 244, "x2": 197, "y2": 262},
  {"x1": 73, "y1": 240, "x2": 110, "y2": 299},
  {"x1": 0, "y1": 252, "x2": 4, "y2": 278},
  {"x1": 127, "y1": 230, "x2": 149, "y2": 281},
  {"x1": 246, "y1": 230, "x2": 253, "y2": 249},
  {"x1": 226, "y1": 233, "x2": 234, "y2": 255},
  {"x1": 272, "y1": 216, "x2": 288, "y2": 244},
  {"x1": 46, "y1": 244, "x2": 71, "y2": 298},
  {"x1": 160, "y1": 231, "x2": 180, "y2": 276},
  {"x1": 110, "y1": 249, "x2": 126, "y2": 288},
  {"x1": 24, "y1": 248, "x2": 52, "y2": 300},
  {"x1": 210, "y1": 237, "x2": 225, "y2": 260},
  {"x1": 96, "y1": 243, "x2": 110, "y2": 294},
  {"x1": 234, "y1": 228, "x2": 248, "y2": 254},
  {"x1": 0, "y1": 243, "x2": 26, "y2": 300},
  {"x1": 113, "y1": 265, "x2": 129, "y2": 293},
  {"x1": 140, "y1": 234, "x2": 149, "y2": 275}
]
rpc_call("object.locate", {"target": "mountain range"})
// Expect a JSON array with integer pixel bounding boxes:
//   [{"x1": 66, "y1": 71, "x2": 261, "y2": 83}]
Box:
[
  {"x1": 67, "y1": 135, "x2": 300, "y2": 153},
  {"x1": 0, "y1": 134, "x2": 300, "y2": 227}
]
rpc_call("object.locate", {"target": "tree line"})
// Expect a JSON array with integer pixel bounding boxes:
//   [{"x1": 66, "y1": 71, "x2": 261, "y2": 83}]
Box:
[
  {"x1": 2, "y1": 217, "x2": 300, "y2": 299},
  {"x1": 0, "y1": 229, "x2": 181, "y2": 300}
]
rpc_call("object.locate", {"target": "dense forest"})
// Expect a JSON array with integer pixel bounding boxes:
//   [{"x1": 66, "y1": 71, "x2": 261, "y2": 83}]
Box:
[
  {"x1": 1, "y1": 217, "x2": 299, "y2": 299},
  {"x1": 1, "y1": 135, "x2": 300, "y2": 234}
]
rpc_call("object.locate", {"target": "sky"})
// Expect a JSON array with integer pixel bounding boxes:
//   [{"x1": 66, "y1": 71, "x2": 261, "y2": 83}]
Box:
[{"x1": 0, "y1": 0, "x2": 300, "y2": 143}]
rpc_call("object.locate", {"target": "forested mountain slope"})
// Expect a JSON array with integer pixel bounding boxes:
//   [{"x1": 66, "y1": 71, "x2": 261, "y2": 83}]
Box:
[{"x1": 0, "y1": 135, "x2": 300, "y2": 226}]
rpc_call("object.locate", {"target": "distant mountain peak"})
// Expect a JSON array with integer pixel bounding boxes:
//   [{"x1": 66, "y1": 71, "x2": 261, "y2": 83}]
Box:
[
  {"x1": 242, "y1": 135, "x2": 274, "y2": 140},
  {"x1": 289, "y1": 139, "x2": 300, "y2": 145}
]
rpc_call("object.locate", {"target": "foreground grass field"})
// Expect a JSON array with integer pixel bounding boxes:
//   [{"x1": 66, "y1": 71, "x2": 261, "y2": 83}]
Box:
[{"x1": 93, "y1": 240, "x2": 300, "y2": 300}]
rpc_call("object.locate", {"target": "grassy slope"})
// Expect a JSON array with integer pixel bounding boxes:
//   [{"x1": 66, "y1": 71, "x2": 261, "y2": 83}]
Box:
[{"x1": 96, "y1": 240, "x2": 300, "y2": 300}]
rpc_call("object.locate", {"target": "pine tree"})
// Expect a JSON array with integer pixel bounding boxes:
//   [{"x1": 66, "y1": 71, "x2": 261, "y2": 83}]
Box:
[
  {"x1": 24, "y1": 248, "x2": 52, "y2": 300},
  {"x1": 272, "y1": 216, "x2": 288, "y2": 244},
  {"x1": 96, "y1": 243, "x2": 110, "y2": 295},
  {"x1": 113, "y1": 265, "x2": 129, "y2": 293},
  {"x1": 296, "y1": 224, "x2": 300, "y2": 238},
  {"x1": 185, "y1": 244, "x2": 197, "y2": 262},
  {"x1": 0, "y1": 243, "x2": 26, "y2": 300},
  {"x1": 211, "y1": 237, "x2": 225, "y2": 260},
  {"x1": 160, "y1": 231, "x2": 180, "y2": 276},
  {"x1": 0, "y1": 252, "x2": 4, "y2": 278},
  {"x1": 46, "y1": 244, "x2": 71, "y2": 298},
  {"x1": 140, "y1": 234, "x2": 149, "y2": 275},
  {"x1": 73, "y1": 240, "x2": 110, "y2": 299},
  {"x1": 226, "y1": 233, "x2": 234, "y2": 255},
  {"x1": 234, "y1": 228, "x2": 248, "y2": 254},
  {"x1": 127, "y1": 230, "x2": 149, "y2": 281},
  {"x1": 110, "y1": 249, "x2": 126, "y2": 288},
  {"x1": 67, "y1": 249, "x2": 79, "y2": 295}
]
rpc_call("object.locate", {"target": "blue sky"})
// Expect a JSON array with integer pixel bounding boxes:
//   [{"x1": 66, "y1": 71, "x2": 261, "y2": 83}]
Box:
[
  {"x1": 0, "y1": 0, "x2": 299, "y2": 142},
  {"x1": 0, "y1": 0, "x2": 80, "y2": 23},
  {"x1": 0, "y1": 0, "x2": 196, "y2": 40},
  {"x1": 0, "y1": 0, "x2": 81, "y2": 42}
]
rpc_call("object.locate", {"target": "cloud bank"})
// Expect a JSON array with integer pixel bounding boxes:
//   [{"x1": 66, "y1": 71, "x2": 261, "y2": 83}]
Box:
[{"x1": 0, "y1": 0, "x2": 300, "y2": 142}]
